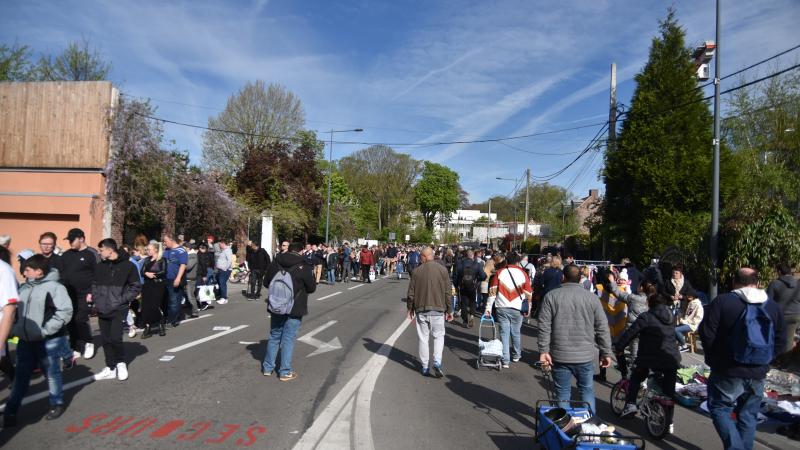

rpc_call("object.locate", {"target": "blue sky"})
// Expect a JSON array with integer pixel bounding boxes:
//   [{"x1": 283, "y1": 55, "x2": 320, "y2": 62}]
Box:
[{"x1": 2, "y1": 0, "x2": 798, "y2": 203}]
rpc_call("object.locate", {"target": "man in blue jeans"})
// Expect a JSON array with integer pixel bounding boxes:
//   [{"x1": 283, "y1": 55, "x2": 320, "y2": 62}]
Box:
[
  {"x1": 700, "y1": 268, "x2": 785, "y2": 450},
  {"x1": 537, "y1": 264, "x2": 612, "y2": 412},
  {"x1": 261, "y1": 242, "x2": 316, "y2": 381},
  {"x1": 162, "y1": 234, "x2": 188, "y2": 326},
  {"x1": 3, "y1": 254, "x2": 73, "y2": 426}
]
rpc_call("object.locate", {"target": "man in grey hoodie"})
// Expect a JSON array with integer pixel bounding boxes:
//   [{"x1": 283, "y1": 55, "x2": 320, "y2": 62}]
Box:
[
  {"x1": 2, "y1": 254, "x2": 73, "y2": 427},
  {"x1": 767, "y1": 262, "x2": 799, "y2": 364}
]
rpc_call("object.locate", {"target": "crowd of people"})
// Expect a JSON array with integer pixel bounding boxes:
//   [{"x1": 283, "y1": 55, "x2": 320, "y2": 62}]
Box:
[
  {"x1": 0, "y1": 230, "x2": 798, "y2": 448},
  {"x1": 0, "y1": 229, "x2": 276, "y2": 426},
  {"x1": 405, "y1": 245, "x2": 797, "y2": 449}
]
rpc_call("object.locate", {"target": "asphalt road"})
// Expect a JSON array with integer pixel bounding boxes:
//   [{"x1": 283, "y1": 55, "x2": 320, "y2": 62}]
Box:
[{"x1": 0, "y1": 274, "x2": 793, "y2": 449}]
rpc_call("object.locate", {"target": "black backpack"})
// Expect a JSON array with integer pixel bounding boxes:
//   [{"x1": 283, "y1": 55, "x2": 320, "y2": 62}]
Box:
[{"x1": 460, "y1": 262, "x2": 478, "y2": 292}]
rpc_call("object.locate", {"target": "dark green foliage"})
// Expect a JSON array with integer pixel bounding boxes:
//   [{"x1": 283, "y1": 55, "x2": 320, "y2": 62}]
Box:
[
  {"x1": 720, "y1": 199, "x2": 800, "y2": 283},
  {"x1": 602, "y1": 9, "x2": 738, "y2": 264}
]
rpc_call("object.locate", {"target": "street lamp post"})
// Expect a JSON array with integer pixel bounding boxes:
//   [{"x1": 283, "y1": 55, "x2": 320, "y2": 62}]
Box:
[
  {"x1": 709, "y1": 0, "x2": 721, "y2": 299},
  {"x1": 325, "y1": 128, "x2": 363, "y2": 245}
]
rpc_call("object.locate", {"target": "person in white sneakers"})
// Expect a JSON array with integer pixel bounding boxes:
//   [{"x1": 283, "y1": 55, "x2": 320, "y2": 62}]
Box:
[{"x1": 91, "y1": 239, "x2": 141, "y2": 381}]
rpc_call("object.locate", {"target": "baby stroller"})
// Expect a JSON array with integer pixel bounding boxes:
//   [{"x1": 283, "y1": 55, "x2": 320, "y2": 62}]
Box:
[{"x1": 477, "y1": 316, "x2": 504, "y2": 370}]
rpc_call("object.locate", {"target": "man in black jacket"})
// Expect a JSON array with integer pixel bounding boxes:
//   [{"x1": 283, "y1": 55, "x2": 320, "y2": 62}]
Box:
[
  {"x1": 699, "y1": 268, "x2": 785, "y2": 450},
  {"x1": 60, "y1": 228, "x2": 99, "y2": 360},
  {"x1": 454, "y1": 249, "x2": 485, "y2": 328},
  {"x1": 767, "y1": 262, "x2": 799, "y2": 366},
  {"x1": 91, "y1": 239, "x2": 141, "y2": 382},
  {"x1": 261, "y1": 242, "x2": 316, "y2": 381},
  {"x1": 245, "y1": 242, "x2": 271, "y2": 300}
]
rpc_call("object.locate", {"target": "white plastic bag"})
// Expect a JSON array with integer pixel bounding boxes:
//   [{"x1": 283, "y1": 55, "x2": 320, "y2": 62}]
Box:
[{"x1": 479, "y1": 339, "x2": 504, "y2": 357}]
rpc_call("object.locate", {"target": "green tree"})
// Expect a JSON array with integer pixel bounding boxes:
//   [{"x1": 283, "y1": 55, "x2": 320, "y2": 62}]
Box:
[
  {"x1": 107, "y1": 97, "x2": 242, "y2": 241},
  {"x1": 0, "y1": 43, "x2": 34, "y2": 81},
  {"x1": 602, "y1": 9, "x2": 738, "y2": 263},
  {"x1": 720, "y1": 199, "x2": 800, "y2": 283},
  {"x1": 414, "y1": 161, "x2": 460, "y2": 230},
  {"x1": 338, "y1": 145, "x2": 419, "y2": 233},
  {"x1": 234, "y1": 136, "x2": 324, "y2": 241},
  {"x1": 724, "y1": 70, "x2": 800, "y2": 216},
  {"x1": 203, "y1": 81, "x2": 305, "y2": 177},
  {"x1": 35, "y1": 38, "x2": 111, "y2": 81}
]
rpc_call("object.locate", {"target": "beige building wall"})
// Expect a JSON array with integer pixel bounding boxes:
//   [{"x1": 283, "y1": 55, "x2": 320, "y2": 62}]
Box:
[{"x1": 0, "y1": 170, "x2": 107, "y2": 275}]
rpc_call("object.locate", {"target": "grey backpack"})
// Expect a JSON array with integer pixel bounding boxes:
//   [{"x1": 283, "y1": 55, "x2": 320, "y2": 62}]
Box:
[{"x1": 268, "y1": 268, "x2": 296, "y2": 315}]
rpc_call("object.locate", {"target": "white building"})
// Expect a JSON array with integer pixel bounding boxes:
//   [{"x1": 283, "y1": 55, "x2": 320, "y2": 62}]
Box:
[{"x1": 433, "y1": 209, "x2": 496, "y2": 240}]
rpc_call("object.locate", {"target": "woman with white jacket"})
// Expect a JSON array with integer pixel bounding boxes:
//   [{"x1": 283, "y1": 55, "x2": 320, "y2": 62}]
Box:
[{"x1": 675, "y1": 290, "x2": 703, "y2": 352}]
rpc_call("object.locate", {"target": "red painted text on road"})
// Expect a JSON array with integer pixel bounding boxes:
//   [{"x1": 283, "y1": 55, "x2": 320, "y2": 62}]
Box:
[{"x1": 65, "y1": 413, "x2": 266, "y2": 446}]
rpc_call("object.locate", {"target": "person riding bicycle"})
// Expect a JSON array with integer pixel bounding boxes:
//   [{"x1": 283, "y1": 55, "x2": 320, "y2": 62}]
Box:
[{"x1": 614, "y1": 292, "x2": 681, "y2": 422}]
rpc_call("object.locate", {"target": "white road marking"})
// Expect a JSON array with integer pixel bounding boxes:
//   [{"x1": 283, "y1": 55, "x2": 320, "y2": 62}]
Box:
[
  {"x1": 347, "y1": 284, "x2": 364, "y2": 290},
  {"x1": 316, "y1": 292, "x2": 342, "y2": 301},
  {"x1": 238, "y1": 341, "x2": 257, "y2": 345},
  {"x1": 181, "y1": 313, "x2": 213, "y2": 323},
  {"x1": 298, "y1": 320, "x2": 342, "y2": 357},
  {"x1": 212, "y1": 326, "x2": 231, "y2": 331},
  {"x1": 166, "y1": 325, "x2": 249, "y2": 353},
  {"x1": 159, "y1": 355, "x2": 175, "y2": 362},
  {"x1": 292, "y1": 318, "x2": 411, "y2": 450},
  {"x1": 0, "y1": 375, "x2": 95, "y2": 412}
]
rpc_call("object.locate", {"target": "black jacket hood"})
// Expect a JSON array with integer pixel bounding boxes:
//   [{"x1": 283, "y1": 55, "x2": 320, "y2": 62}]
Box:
[
  {"x1": 778, "y1": 274, "x2": 798, "y2": 289},
  {"x1": 276, "y1": 252, "x2": 304, "y2": 270},
  {"x1": 650, "y1": 304, "x2": 675, "y2": 326},
  {"x1": 104, "y1": 250, "x2": 130, "y2": 264}
]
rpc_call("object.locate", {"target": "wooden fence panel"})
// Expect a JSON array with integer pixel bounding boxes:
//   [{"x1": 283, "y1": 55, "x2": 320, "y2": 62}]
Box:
[{"x1": 0, "y1": 81, "x2": 115, "y2": 169}]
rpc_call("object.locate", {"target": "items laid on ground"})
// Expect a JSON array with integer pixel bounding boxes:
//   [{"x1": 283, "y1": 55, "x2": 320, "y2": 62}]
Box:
[{"x1": 535, "y1": 401, "x2": 644, "y2": 449}]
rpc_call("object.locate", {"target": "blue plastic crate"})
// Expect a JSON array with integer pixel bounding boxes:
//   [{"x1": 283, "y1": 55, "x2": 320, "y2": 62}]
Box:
[{"x1": 535, "y1": 402, "x2": 643, "y2": 450}]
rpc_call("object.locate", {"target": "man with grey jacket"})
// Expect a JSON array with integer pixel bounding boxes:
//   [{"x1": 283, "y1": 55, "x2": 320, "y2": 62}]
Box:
[
  {"x1": 3, "y1": 254, "x2": 73, "y2": 426},
  {"x1": 537, "y1": 264, "x2": 612, "y2": 412}
]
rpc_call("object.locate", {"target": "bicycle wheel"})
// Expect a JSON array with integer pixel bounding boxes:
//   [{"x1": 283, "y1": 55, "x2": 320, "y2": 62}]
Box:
[
  {"x1": 609, "y1": 381, "x2": 627, "y2": 416},
  {"x1": 645, "y1": 400, "x2": 673, "y2": 440}
]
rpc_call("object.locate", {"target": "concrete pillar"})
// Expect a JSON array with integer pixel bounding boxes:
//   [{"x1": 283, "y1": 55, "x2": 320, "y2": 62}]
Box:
[{"x1": 261, "y1": 212, "x2": 274, "y2": 257}]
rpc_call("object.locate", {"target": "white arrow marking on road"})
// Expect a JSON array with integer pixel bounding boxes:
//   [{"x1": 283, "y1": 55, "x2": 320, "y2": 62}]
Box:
[
  {"x1": 298, "y1": 320, "x2": 342, "y2": 357},
  {"x1": 317, "y1": 291, "x2": 342, "y2": 301},
  {"x1": 292, "y1": 317, "x2": 411, "y2": 450}
]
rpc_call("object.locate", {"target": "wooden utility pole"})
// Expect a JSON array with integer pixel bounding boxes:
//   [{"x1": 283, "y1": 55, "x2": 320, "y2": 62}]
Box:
[
  {"x1": 523, "y1": 169, "x2": 530, "y2": 243},
  {"x1": 609, "y1": 63, "x2": 617, "y2": 153},
  {"x1": 603, "y1": 63, "x2": 617, "y2": 260}
]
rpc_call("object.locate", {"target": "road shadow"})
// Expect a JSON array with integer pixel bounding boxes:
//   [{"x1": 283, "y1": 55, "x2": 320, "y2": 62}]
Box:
[
  {"x1": 362, "y1": 337, "x2": 419, "y2": 373},
  {"x1": 246, "y1": 339, "x2": 267, "y2": 364},
  {"x1": 444, "y1": 374, "x2": 537, "y2": 430},
  {"x1": 487, "y1": 431, "x2": 535, "y2": 449},
  {"x1": 122, "y1": 342, "x2": 149, "y2": 365},
  {"x1": 593, "y1": 395, "x2": 705, "y2": 450},
  {"x1": 0, "y1": 363, "x2": 94, "y2": 447}
]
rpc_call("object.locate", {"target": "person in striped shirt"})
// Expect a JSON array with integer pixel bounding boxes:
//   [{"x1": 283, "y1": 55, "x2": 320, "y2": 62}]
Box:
[{"x1": 483, "y1": 252, "x2": 532, "y2": 368}]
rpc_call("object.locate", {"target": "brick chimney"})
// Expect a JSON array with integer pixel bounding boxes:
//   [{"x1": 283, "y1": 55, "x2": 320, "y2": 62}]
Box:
[{"x1": 588, "y1": 189, "x2": 599, "y2": 198}]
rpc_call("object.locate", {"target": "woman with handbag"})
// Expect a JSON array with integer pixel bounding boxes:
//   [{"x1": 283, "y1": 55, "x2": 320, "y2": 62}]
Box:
[{"x1": 139, "y1": 243, "x2": 167, "y2": 338}]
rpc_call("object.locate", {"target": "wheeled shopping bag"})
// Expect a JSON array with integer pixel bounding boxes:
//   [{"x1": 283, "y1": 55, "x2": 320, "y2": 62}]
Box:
[{"x1": 476, "y1": 316, "x2": 503, "y2": 370}]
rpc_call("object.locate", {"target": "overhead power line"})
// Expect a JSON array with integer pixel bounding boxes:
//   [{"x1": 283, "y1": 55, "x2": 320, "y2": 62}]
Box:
[{"x1": 133, "y1": 61, "x2": 798, "y2": 150}]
